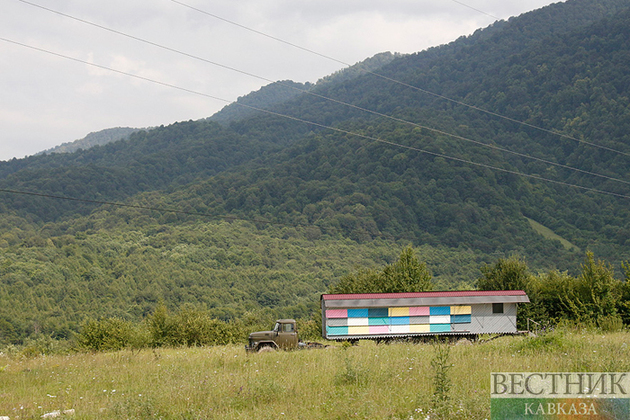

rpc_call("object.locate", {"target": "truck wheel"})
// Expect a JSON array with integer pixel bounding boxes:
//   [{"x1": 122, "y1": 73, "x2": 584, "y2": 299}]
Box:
[{"x1": 257, "y1": 346, "x2": 276, "y2": 353}]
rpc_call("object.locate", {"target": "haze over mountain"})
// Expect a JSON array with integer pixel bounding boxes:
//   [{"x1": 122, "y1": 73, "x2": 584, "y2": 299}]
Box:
[
  {"x1": 38, "y1": 127, "x2": 143, "y2": 156},
  {"x1": 1, "y1": 0, "x2": 630, "y2": 343}
]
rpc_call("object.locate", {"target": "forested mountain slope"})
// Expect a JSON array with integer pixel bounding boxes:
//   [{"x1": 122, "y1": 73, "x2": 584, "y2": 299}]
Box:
[
  {"x1": 38, "y1": 127, "x2": 142, "y2": 156},
  {"x1": 2, "y1": 0, "x2": 630, "y2": 343}
]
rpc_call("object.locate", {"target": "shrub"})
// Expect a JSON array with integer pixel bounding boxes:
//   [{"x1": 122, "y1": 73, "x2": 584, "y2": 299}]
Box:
[
  {"x1": 77, "y1": 318, "x2": 149, "y2": 352},
  {"x1": 598, "y1": 315, "x2": 623, "y2": 332}
]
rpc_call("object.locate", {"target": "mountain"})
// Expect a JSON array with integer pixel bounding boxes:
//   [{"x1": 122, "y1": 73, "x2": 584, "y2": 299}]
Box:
[
  {"x1": 38, "y1": 127, "x2": 143, "y2": 155},
  {"x1": 2, "y1": 0, "x2": 630, "y2": 344},
  {"x1": 208, "y1": 52, "x2": 399, "y2": 125}
]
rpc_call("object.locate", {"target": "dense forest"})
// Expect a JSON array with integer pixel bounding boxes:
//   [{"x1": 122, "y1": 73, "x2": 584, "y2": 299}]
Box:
[{"x1": 2, "y1": 0, "x2": 630, "y2": 345}]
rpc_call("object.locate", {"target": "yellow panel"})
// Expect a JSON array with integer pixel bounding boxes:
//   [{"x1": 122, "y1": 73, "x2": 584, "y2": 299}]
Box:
[
  {"x1": 389, "y1": 307, "x2": 410, "y2": 317},
  {"x1": 451, "y1": 305, "x2": 471, "y2": 315},
  {"x1": 348, "y1": 326, "x2": 370, "y2": 335},
  {"x1": 410, "y1": 324, "x2": 430, "y2": 333}
]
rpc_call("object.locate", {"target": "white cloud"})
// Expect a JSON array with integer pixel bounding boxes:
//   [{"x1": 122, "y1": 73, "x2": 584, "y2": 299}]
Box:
[{"x1": 0, "y1": 0, "x2": 561, "y2": 160}]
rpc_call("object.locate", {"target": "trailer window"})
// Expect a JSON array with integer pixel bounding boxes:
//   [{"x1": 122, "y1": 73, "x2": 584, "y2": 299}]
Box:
[{"x1": 492, "y1": 303, "x2": 504, "y2": 314}]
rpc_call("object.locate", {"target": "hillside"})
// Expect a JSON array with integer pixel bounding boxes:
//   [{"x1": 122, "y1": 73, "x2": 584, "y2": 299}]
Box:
[
  {"x1": 38, "y1": 127, "x2": 142, "y2": 156},
  {"x1": 2, "y1": 0, "x2": 630, "y2": 344}
]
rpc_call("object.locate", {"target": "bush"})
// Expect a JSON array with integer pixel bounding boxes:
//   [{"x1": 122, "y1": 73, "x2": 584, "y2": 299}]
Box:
[
  {"x1": 19, "y1": 335, "x2": 71, "y2": 358},
  {"x1": 147, "y1": 306, "x2": 244, "y2": 347},
  {"x1": 513, "y1": 329, "x2": 566, "y2": 354},
  {"x1": 297, "y1": 318, "x2": 322, "y2": 341},
  {"x1": 598, "y1": 315, "x2": 623, "y2": 332},
  {"x1": 77, "y1": 318, "x2": 149, "y2": 352}
]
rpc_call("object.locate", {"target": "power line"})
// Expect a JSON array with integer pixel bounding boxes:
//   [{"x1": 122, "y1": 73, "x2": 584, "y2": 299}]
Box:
[
  {"x1": 0, "y1": 187, "x2": 289, "y2": 227},
  {"x1": 13, "y1": 0, "x2": 630, "y2": 188},
  {"x1": 169, "y1": 0, "x2": 630, "y2": 158},
  {"x1": 450, "y1": 0, "x2": 501, "y2": 21},
  {"x1": 1, "y1": 36, "x2": 630, "y2": 202}
]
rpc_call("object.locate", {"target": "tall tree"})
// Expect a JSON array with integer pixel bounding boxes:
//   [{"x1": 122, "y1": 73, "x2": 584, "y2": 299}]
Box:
[{"x1": 329, "y1": 246, "x2": 433, "y2": 294}]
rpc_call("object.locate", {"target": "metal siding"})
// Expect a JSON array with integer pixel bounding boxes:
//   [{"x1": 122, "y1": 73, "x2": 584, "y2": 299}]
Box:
[
  {"x1": 347, "y1": 317, "x2": 369, "y2": 326},
  {"x1": 410, "y1": 324, "x2": 430, "y2": 333},
  {"x1": 370, "y1": 325, "x2": 389, "y2": 334},
  {"x1": 430, "y1": 306, "x2": 451, "y2": 316},
  {"x1": 368, "y1": 317, "x2": 389, "y2": 326},
  {"x1": 409, "y1": 316, "x2": 430, "y2": 325},
  {"x1": 321, "y1": 297, "x2": 327, "y2": 338},
  {"x1": 348, "y1": 326, "x2": 369, "y2": 335},
  {"x1": 430, "y1": 324, "x2": 451, "y2": 332},
  {"x1": 391, "y1": 325, "x2": 410, "y2": 334},
  {"x1": 389, "y1": 307, "x2": 410, "y2": 317},
  {"x1": 347, "y1": 308, "x2": 368, "y2": 318},
  {"x1": 322, "y1": 290, "x2": 528, "y2": 300},
  {"x1": 320, "y1": 293, "x2": 523, "y2": 338},
  {"x1": 326, "y1": 309, "x2": 347, "y2": 318},
  {"x1": 409, "y1": 307, "x2": 430, "y2": 316},
  {"x1": 451, "y1": 314, "x2": 472, "y2": 324},
  {"x1": 326, "y1": 326, "x2": 348, "y2": 335},
  {"x1": 430, "y1": 315, "x2": 450, "y2": 324},
  {"x1": 390, "y1": 316, "x2": 410, "y2": 325},
  {"x1": 469, "y1": 303, "x2": 517, "y2": 333},
  {"x1": 451, "y1": 322, "x2": 471, "y2": 332},
  {"x1": 323, "y1": 295, "x2": 528, "y2": 308},
  {"x1": 368, "y1": 308, "x2": 388, "y2": 317},
  {"x1": 451, "y1": 306, "x2": 471, "y2": 315},
  {"x1": 327, "y1": 318, "x2": 348, "y2": 327}
]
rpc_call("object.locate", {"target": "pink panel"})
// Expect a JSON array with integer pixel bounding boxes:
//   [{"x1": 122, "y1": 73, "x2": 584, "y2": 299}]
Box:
[
  {"x1": 326, "y1": 309, "x2": 348, "y2": 318},
  {"x1": 369, "y1": 325, "x2": 389, "y2": 334},
  {"x1": 409, "y1": 307, "x2": 430, "y2": 316}
]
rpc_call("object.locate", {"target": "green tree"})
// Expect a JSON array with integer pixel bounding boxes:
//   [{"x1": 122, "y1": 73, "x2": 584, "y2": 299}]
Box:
[
  {"x1": 477, "y1": 256, "x2": 545, "y2": 329},
  {"x1": 563, "y1": 252, "x2": 622, "y2": 325},
  {"x1": 380, "y1": 246, "x2": 433, "y2": 293},
  {"x1": 329, "y1": 246, "x2": 433, "y2": 293},
  {"x1": 477, "y1": 256, "x2": 532, "y2": 291}
]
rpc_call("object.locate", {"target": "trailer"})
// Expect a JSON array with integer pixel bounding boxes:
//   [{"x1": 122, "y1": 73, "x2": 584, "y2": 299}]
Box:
[{"x1": 321, "y1": 290, "x2": 529, "y2": 341}]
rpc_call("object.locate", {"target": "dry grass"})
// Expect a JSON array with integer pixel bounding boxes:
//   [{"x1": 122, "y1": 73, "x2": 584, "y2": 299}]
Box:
[{"x1": 0, "y1": 330, "x2": 628, "y2": 419}]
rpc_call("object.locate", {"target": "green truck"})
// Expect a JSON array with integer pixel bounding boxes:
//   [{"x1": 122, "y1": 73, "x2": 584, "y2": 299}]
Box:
[{"x1": 245, "y1": 319, "x2": 325, "y2": 352}]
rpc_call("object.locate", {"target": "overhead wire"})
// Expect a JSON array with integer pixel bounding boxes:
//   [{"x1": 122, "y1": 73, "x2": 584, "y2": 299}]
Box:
[
  {"x1": 168, "y1": 0, "x2": 630, "y2": 159},
  {"x1": 449, "y1": 0, "x2": 501, "y2": 21},
  {"x1": 0, "y1": 187, "x2": 290, "y2": 227},
  {"x1": 1, "y1": 36, "x2": 630, "y2": 203},
  {"x1": 13, "y1": 0, "x2": 630, "y2": 188}
]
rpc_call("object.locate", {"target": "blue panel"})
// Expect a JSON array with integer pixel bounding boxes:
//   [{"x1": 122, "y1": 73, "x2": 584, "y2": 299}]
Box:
[
  {"x1": 390, "y1": 316, "x2": 410, "y2": 325},
  {"x1": 430, "y1": 324, "x2": 451, "y2": 332},
  {"x1": 368, "y1": 317, "x2": 389, "y2": 326},
  {"x1": 326, "y1": 326, "x2": 348, "y2": 335},
  {"x1": 347, "y1": 308, "x2": 369, "y2": 318},
  {"x1": 368, "y1": 308, "x2": 388, "y2": 318},
  {"x1": 451, "y1": 314, "x2": 471, "y2": 324},
  {"x1": 430, "y1": 306, "x2": 450, "y2": 316}
]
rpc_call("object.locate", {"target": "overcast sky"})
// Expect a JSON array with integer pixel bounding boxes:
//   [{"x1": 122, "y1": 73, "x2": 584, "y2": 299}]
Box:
[{"x1": 0, "y1": 0, "x2": 560, "y2": 161}]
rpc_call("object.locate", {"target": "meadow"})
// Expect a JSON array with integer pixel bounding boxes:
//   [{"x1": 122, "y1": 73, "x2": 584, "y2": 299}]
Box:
[{"x1": 1, "y1": 328, "x2": 628, "y2": 419}]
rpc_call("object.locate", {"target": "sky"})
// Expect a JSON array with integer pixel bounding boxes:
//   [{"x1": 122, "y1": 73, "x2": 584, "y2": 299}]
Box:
[{"x1": 0, "y1": 0, "x2": 560, "y2": 161}]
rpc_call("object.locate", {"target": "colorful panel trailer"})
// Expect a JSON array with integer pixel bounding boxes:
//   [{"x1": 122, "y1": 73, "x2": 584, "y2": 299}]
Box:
[{"x1": 321, "y1": 290, "x2": 529, "y2": 340}]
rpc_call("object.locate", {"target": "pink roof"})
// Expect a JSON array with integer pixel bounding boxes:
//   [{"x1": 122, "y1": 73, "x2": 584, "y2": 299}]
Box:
[{"x1": 322, "y1": 290, "x2": 527, "y2": 300}]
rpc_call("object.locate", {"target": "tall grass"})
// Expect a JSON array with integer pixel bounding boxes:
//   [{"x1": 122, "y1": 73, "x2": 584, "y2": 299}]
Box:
[{"x1": 0, "y1": 330, "x2": 628, "y2": 419}]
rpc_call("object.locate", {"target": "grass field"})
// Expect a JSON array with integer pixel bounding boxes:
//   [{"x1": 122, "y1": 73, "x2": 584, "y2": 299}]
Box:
[
  {"x1": 525, "y1": 217, "x2": 580, "y2": 252},
  {"x1": 1, "y1": 329, "x2": 628, "y2": 419}
]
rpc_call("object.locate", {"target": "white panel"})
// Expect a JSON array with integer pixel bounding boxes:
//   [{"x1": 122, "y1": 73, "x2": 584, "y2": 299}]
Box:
[
  {"x1": 347, "y1": 317, "x2": 369, "y2": 326},
  {"x1": 391, "y1": 325, "x2": 410, "y2": 334},
  {"x1": 430, "y1": 315, "x2": 450, "y2": 324}
]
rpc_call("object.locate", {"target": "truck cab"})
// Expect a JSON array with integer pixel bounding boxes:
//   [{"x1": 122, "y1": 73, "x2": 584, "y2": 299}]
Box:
[{"x1": 246, "y1": 319, "x2": 298, "y2": 352}]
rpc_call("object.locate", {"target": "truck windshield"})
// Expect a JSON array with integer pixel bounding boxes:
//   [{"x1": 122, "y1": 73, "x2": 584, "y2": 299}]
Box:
[{"x1": 273, "y1": 322, "x2": 280, "y2": 332}]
